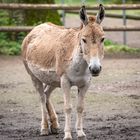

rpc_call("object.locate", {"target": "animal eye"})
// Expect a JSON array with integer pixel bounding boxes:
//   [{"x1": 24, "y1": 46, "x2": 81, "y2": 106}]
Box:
[
  {"x1": 101, "y1": 37, "x2": 105, "y2": 43},
  {"x1": 82, "y1": 38, "x2": 87, "y2": 43}
]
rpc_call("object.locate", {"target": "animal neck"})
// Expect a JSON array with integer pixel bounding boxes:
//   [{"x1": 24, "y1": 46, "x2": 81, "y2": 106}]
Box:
[{"x1": 72, "y1": 44, "x2": 88, "y2": 75}]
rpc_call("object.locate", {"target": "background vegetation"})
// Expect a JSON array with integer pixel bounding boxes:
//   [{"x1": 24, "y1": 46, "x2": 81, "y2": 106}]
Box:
[
  {"x1": 55, "y1": 0, "x2": 140, "y2": 5},
  {"x1": 0, "y1": 0, "x2": 61, "y2": 55},
  {"x1": 0, "y1": 0, "x2": 140, "y2": 55},
  {"x1": 104, "y1": 40, "x2": 140, "y2": 55}
]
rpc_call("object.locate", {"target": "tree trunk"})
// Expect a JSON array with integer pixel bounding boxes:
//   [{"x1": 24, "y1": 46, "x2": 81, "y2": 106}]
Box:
[{"x1": 21, "y1": 0, "x2": 61, "y2": 25}]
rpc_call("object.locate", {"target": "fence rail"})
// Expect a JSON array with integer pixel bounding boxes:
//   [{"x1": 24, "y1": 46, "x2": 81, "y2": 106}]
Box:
[
  {"x1": 66, "y1": 10, "x2": 140, "y2": 20},
  {"x1": 0, "y1": 26, "x2": 140, "y2": 32},
  {"x1": 0, "y1": 3, "x2": 140, "y2": 10}
]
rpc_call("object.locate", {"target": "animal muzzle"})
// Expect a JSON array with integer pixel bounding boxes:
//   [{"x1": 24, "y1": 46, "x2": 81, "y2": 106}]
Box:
[{"x1": 89, "y1": 65, "x2": 102, "y2": 76}]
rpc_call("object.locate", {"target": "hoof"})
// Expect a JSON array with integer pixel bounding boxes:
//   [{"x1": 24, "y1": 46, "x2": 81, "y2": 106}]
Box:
[
  {"x1": 40, "y1": 128, "x2": 49, "y2": 136},
  {"x1": 50, "y1": 126, "x2": 59, "y2": 134},
  {"x1": 77, "y1": 131, "x2": 86, "y2": 140},
  {"x1": 63, "y1": 132, "x2": 72, "y2": 140}
]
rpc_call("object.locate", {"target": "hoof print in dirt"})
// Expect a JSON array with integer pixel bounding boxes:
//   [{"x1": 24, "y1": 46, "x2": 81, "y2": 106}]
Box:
[
  {"x1": 40, "y1": 129, "x2": 49, "y2": 136},
  {"x1": 63, "y1": 138, "x2": 72, "y2": 140},
  {"x1": 77, "y1": 136, "x2": 87, "y2": 140},
  {"x1": 50, "y1": 126, "x2": 59, "y2": 134}
]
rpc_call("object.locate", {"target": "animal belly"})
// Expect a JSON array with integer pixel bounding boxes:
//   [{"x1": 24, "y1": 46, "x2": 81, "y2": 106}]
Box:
[{"x1": 28, "y1": 63, "x2": 60, "y2": 87}]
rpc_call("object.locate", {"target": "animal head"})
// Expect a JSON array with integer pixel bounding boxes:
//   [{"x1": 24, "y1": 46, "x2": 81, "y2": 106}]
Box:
[{"x1": 79, "y1": 4, "x2": 105, "y2": 76}]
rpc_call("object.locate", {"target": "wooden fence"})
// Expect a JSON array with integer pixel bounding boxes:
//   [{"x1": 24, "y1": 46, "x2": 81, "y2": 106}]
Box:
[
  {"x1": 0, "y1": 3, "x2": 140, "y2": 32},
  {"x1": 0, "y1": 26, "x2": 140, "y2": 32},
  {"x1": 0, "y1": 3, "x2": 140, "y2": 10}
]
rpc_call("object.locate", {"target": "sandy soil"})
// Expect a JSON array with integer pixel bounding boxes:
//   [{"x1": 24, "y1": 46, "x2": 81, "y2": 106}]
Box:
[{"x1": 0, "y1": 56, "x2": 140, "y2": 140}]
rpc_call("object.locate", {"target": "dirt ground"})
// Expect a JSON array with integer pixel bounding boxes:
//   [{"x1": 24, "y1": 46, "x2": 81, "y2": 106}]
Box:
[{"x1": 0, "y1": 55, "x2": 140, "y2": 140}]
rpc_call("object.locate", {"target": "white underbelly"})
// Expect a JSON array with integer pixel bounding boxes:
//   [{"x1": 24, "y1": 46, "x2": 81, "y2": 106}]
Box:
[{"x1": 28, "y1": 63, "x2": 60, "y2": 87}]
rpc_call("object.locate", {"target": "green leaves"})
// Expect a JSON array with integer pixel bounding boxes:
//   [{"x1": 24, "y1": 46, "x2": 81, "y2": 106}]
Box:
[{"x1": 0, "y1": 40, "x2": 21, "y2": 55}]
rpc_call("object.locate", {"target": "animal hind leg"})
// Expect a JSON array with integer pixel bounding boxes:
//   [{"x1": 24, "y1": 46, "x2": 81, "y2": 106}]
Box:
[
  {"x1": 44, "y1": 85, "x2": 59, "y2": 134},
  {"x1": 31, "y1": 76, "x2": 49, "y2": 136}
]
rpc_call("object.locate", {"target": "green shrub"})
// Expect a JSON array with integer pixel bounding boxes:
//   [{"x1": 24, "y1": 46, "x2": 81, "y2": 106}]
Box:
[
  {"x1": 104, "y1": 39, "x2": 115, "y2": 46},
  {"x1": 0, "y1": 0, "x2": 61, "y2": 55},
  {"x1": 0, "y1": 40, "x2": 21, "y2": 55}
]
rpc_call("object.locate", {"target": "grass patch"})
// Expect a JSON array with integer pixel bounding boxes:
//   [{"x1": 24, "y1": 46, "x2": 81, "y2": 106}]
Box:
[{"x1": 104, "y1": 39, "x2": 140, "y2": 54}]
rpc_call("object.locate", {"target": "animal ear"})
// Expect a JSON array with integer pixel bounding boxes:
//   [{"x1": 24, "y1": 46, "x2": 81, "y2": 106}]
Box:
[
  {"x1": 96, "y1": 4, "x2": 105, "y2": 24},
  {"x1": 79, "y1": 5, "x2": 88, "y2": 26}
]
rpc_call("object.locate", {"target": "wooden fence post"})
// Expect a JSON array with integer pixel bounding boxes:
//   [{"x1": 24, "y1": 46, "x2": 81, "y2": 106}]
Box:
[{"x1": 123, "y1": 0, "x2": 127, "y2": 45}]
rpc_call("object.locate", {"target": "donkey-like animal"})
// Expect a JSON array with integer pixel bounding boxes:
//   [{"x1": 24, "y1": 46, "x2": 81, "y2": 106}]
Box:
[{"x1": 22, "y1": 4, "x2": 105, "y2": 140}]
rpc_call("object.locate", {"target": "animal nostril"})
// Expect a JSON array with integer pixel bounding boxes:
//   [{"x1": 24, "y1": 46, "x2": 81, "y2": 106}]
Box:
[
  {"x1": 89, "y1": 66, "x2": 92, "y2": 72},
  {"x1": 100, "y1": 66, "x2": 102, "y2": 71}
]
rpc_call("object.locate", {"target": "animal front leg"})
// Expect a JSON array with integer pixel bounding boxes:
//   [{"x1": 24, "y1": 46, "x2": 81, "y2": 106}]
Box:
[
  {"x1": 61, "y1": 75, "x2": 72, "y2": 140},
  {"x1": 76, "y1": 85, "x2": 89, "y2": 139}
]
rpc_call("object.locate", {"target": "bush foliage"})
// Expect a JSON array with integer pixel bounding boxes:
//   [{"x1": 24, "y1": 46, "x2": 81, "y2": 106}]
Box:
[{"x1": 0, "y1": 0, "x2": 61, "y2": 55}]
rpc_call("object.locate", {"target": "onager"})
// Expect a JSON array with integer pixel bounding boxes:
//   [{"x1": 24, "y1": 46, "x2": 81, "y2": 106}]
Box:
[{"x1": 22, "y1": 4, "x2": 105, "y2": 140}]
